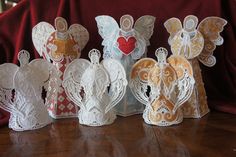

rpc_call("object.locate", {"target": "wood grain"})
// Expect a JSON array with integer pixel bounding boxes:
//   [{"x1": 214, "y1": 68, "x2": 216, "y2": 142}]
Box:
[{"x1": 0, "y1": 111, "x2": 235, "y2": 157}]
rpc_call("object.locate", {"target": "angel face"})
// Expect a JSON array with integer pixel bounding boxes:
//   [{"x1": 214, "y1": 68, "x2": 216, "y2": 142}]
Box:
[
  {"x1": 63, "y1": 49, "x2": 127, "y2": 126},
  {"x1": 18, "y1": 50, "x2": 30, "y2": 66},
  {"x1": 130, "y1": 47, "x2": 195, "y2": 126}
]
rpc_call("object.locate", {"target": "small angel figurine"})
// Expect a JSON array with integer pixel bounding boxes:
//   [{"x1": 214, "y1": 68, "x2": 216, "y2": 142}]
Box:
[
  {"x1": 164, "y1": 15, "x2": 227, "y2": 118},
  {"x1": 130, "y1": 47, "x2": 195, "y2": 126},
  {"x1": 96, "y1": 14, "x2": 155, "y2": 116},
  {"x1": 63, "y1": 49, "x2": 127, "y2": 126},
  {"x1": 0, "y1": 50, "x2": 55, "y2": 131},
  {"x1": 32, "y1": 17, "x2": 89, "y2": 119}
]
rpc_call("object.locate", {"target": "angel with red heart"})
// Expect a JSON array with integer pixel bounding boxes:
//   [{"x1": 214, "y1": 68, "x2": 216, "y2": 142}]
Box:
[{"x1": 96, "y1": 15, "x2": 155, "y2": 116}]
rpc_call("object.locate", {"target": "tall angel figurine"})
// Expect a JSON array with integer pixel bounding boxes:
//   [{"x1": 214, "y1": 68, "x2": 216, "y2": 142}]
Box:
[
  {"x1": 63, "y1": 49, "x2": 127, "y2": 126},
  {"x1": 0, "y1": 50, "x2": 56, "y2": 131},
  {"x1": 96, "y1": 14, "x2": 155, "y2": 116},
  {"x1": 164, "y1": 15, "x2": 227, "y2": 118},
  {"x1": 32, "y1": 17, "x2": 89, "y2": 119},
  {"x1": 130, "y1": 47, "x2": 195, "y2": 126}
]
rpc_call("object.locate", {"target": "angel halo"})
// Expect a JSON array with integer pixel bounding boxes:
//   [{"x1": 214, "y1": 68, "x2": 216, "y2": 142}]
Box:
[
  {"x1": 96, "y1": 14, "x2": 155, "y2": 116},
  {"x1": 164, "y1": 15, "x2": 227, "y2": 118},
  {"x1": 0, "y1": 50, "x2": 55, "y2": 131},
  {"x1": 32, "y1": 17, "x2": 89, "y2": 119},
  {"x1": 130, "y1": 47, "x2": 195, "y2": 126},
  {"x1": 63, "y1": 49, "x2": 127, "y2": 126}
]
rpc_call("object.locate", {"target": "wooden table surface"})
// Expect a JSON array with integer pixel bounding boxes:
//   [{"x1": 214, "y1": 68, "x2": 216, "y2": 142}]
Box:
[{"x1": 0, "y1": 110, "x2": 235, "y2": 157}]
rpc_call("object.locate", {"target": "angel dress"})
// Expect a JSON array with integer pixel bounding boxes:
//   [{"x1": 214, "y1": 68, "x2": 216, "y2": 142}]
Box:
[
  {"x1": 164, "y1": 15, "x2": 227, "y2": 118},
  {"x1": 63, "y1": 49, "x2": 127, "y2": 126},
  {"x1": 32, "y1": 17, "x2": 89, "y2": 119},
  {"x1": 96, "y1": 14, "x2": 155, "y2": 116},
  {"x1": 0, "y1": 50, "x2": 55, "y2": 131},
  {"x1": 130, "y1": 48, "x2": 195, "y2": 126}
]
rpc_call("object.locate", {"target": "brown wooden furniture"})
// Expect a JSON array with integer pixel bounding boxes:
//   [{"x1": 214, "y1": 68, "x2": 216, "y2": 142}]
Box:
[{"x1": 0, "y1": 110, "x2": 235, "y2": 157}]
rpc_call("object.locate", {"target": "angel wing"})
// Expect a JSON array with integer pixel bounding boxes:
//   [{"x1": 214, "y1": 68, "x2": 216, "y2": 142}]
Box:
[
  {"x1": 197, "y1": 17, "x2": 227, "y2": 67},
  {"x1": 68, "y1": 24, "x2": 89, "y2": 51},
  {"x1": 30, "y1": 59, "x2": 56, "y2": 83},
  {"x1": 0, "y1": 63, "x2": 20, "y2": 114},
  {"x1": 164, "y1": 18, "x2": 182, "y2": 45},
  {"x1": 29, "y1": 59, "x2": 58, "y2": 101},
  {"x1": 63, "y1": 59, "x2": 90, "y2": 108},
  {"x1": 95, "y1": 15, "x2": 119, "y2": 46},
  {"x1": 130, "y1": 58, "x2": 156, "y2": 105},
  {"x1": 32, "y1": 22, "x2": 55, "y2": 62},
  {"x1": 167, "y1": 55, "x2": 195, "y2": 113},
  {"x1": 101, "y1": 59, "x2": 127, "y2": 113},
  {"x1": 134, "y1": 15, "x2": 156, "y2": 46}
]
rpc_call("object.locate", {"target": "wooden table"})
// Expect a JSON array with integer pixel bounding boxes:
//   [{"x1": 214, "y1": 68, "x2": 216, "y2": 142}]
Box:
[{"x1": 0, "y1": 110, "x2": 235, "y2": 157}]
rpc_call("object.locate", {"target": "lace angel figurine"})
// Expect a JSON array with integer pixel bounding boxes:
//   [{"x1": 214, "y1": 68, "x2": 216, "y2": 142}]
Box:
[
  {"x1": 130, "y1": 47, "x2": 195, "y2": 126},
  {"x1": 96, "y1": 14, "x2": 155, "y2": 116},
  {"x1": 63, "y1": 49, "x2": 127, "y2": 126},
  {"x1": 32, "y1": 17, "x2": 89, "y2": 119},
  {"x1": 164, "y1": 15, "x2": 227, "y2": 118},
  {"x1": 0, "y1": 50, "x2": 56, "y2": 131}
]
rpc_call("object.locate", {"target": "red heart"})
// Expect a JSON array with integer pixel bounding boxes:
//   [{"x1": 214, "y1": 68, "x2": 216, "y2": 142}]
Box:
[{"x1": 117, "y1": 36, "x2": 136, "y2": 55}]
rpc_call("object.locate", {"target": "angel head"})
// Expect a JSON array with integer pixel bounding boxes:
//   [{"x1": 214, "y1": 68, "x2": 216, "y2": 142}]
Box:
[
  {"x1": 96, "y1": 15, "x2": 155, "y2": 59},
  {"x1": 0, "y1": 50, "x2": 56, "y2": 131},
  {"x1": 164, "y1": 15, "x2": 227, "y2": 66},
  {"x1": 89, "y1": 49, "x2": 101, "y2": 65},
  {"x1": 32, "y1": 17, "x2": 89, "y2": 62},
  {"x1": 63, "y1": 49, "x2": 127, "y2": 126},
  {"x1": 130, "y1": 47, "x2": 195, "y2": 126},
  {"x1": 18, "y1": 50, "x2": 30, "y2": 66}
]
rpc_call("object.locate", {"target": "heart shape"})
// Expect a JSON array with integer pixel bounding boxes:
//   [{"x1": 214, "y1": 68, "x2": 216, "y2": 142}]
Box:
[{"x1": 117, "y1": 36, "x2": 136, "y2": 55}]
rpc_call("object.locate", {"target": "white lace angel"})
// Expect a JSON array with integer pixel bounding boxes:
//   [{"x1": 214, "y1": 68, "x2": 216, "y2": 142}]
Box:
[
  {"x1": 0, "y1": 50, "x2": 56, "y2": 131},
  {"x1": 96, "y1": 14, "x2": 155, "y2": 116},
  {"x1": 63, "y1": 49, "x2": 127, "y2": 126},
  {"x1": 32, "y1": 17, "x2": 89, "y2": 119},
  {"x1": 130, "y1": 47, "x2": 195, "y2": 126},
  {"x1": 164, "y1": 15, "x2": 227, "y2": 118}
]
